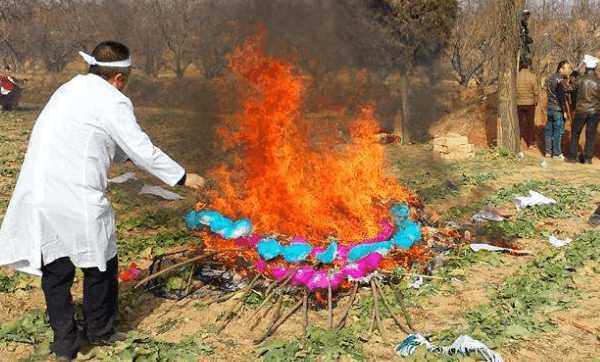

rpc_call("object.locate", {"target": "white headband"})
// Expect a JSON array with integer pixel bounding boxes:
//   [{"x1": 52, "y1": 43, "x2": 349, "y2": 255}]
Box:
[
  {"x1": 583, "y1": 54, "x2": 599, "y2": 69},
  {"x1": 78, "y1": 51, "x2": 132, "y2": 68}
]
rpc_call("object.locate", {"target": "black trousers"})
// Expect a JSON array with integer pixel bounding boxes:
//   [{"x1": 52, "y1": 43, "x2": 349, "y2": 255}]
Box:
[
  {"x1": 41, "y1": 256, "x2": 118, "y2": 358},
  {"x1": 569, "y1": 112, "x2": 600, "y2": 161}
]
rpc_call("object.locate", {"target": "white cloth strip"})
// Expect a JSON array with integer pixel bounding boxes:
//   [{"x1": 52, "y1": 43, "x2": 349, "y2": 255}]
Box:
[{"x1": 78, "y1": 51, "x2": 132, "y2": 68}]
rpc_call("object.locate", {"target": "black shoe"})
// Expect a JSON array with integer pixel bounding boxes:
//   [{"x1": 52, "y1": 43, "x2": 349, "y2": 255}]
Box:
[
  {"x1": 584, "y1": 158, "x2": 593, "y2": 164},
  {"x1": 88, "y1": 331, "x2": 128, "y2": 346},
  {"x1": 588, "y1": 206, "x2": 600, "y2": 227}
]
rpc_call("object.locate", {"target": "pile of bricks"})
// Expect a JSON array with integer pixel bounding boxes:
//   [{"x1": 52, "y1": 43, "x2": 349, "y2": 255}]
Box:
[{"x1": 432, "y1": 133, "x2": 475, "y2": 160}]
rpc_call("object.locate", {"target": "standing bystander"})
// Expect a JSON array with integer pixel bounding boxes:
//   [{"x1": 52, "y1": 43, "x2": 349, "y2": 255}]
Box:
[{"x1": 516, "y1": 60, "x2": 538, "y2": 148}]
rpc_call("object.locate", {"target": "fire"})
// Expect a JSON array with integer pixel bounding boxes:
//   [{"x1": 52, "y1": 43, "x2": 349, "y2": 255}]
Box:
[{"x1": 205, "y1": 33, "x2": 417, "y2": 246}]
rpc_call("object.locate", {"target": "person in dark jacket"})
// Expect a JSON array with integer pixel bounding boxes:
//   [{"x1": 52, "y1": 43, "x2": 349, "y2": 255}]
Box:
[
  {"x1": 568, "y1": 55, "x2": 600, "y2": 164},
  {"x1": 545, "y1": 60, "x2": 572, "y2": 159}
]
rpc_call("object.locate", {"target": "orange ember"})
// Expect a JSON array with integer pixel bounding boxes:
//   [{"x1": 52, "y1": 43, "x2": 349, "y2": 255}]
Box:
[{"x1": 206, "y1": 34, "x2": 416, "y2": 245}]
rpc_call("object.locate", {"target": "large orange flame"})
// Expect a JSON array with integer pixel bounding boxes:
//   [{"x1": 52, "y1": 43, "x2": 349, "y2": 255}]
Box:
[{"x1": 205, "y1": 34, "x2": 417, "y2": 246}]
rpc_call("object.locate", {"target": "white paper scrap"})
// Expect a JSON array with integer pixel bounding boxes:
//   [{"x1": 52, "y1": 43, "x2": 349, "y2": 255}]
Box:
[
  {"x1": 108, "y1": 172, "x2": 137, "y2": 184},
  {"x1": 469, "y1": 243, "x2": 530, "y2": 255},
  {"x1": 548, "y1": 235, "x2": 572, "y2": 248},
  {"x1": 409, "y1": 275, "x2": 423, "y2": 289},
  {"x1": 514, "y1": 190, "x2": 557, "y2": 209},
  {"x1": 139, "y1": 185, "x2": 183, "y2": 200},
  {"x1": 396, "y1": 333, "x2": 503, "y2": 362},
  {"x1": 470, "y1": 243, "x2": 508, "y2": 252},
  {"x1": 472, "y1": 210, "x2": 505, "y2": 222}
]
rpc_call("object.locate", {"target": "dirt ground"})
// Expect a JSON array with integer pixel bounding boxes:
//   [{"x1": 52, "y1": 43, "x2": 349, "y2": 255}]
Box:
[{"x1": 1, "y1": 108, "x2": 599, "y2": 361}]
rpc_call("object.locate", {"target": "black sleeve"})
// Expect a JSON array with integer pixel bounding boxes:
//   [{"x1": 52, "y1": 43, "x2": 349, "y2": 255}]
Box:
[
  {"x1": 556, "y1": 78, "x2": 567, "y2": 111},
  {"x1": 177, "y1": 173, "x2": 187, "y2": 186}
]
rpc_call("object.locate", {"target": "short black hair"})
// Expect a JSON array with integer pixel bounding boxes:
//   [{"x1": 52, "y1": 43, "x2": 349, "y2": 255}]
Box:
[
  {"x1": 88, "y1": 41, "x2": 131, "y2": 80},
  {"x1": 556, "y1": 60, "x2": 569, "y2": 73}
]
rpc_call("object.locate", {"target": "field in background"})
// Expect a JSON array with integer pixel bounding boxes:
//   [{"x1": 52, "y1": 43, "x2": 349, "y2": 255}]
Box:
[{"x1": 0, "y1": 109, "x2": 599, "y2": 361}]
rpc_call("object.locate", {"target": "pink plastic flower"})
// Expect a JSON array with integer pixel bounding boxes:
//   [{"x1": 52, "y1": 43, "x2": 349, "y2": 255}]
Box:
[
  {"x1": 362, "y1": 253, "x2": 383, "y2": 272},
  {"x1": 342, "y1": 263, "x2": 366, "y2": 279},
  {"x1": 329, "y1": 271, "x2": 346, "y2": 289},
  {"x1": 292, "y1": 266, "x2": 316, "y2": 286},
  {"x1": 255, "y1": 259, "x2": 267, "y2": 273},
  {"x1": 306, "y1": 271, "x2": 330, "y2": 290},
  {"x1": 366, "y1": 219, "x2": 395, "y2": 243},
  {"x1": 271, "y1": 267, "x2": 289, "y2": 280},
  {"x1": 236, "y1": 234, "x2": 261, "y2": 248},
  {"x1": 337, "y1": 245, "x2": 350, "y2": 261}
]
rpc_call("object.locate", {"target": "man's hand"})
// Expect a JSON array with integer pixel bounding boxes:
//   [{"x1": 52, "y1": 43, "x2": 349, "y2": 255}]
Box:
[{"x1": 184, "y1": 173, "x2": 205, "y2": 190}]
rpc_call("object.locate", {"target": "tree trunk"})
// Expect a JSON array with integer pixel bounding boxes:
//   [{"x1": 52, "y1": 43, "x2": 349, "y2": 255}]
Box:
[
  {"x1": 175, "y1": 63, "x2": 185, "y2": 79},
  {"x1": 495, "y1": 0, "x2": 522, "y2": 153},
  {"x1": 398, "y1": 71, "x2": 410, "y2": 144}
]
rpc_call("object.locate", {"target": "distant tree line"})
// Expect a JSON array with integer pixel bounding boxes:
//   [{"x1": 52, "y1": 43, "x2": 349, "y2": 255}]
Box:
[
  {"x1": 451, "y1": 0, "x2": 600, "y2": 88},
  {"x1": 14, "y1": 0, "x2": 598, "y2": 149},
  {"x1": 1, "y1": 0, "x2": 597, "y2": 88}
]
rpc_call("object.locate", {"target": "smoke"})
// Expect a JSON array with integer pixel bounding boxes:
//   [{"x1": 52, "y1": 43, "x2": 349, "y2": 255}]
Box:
[{"x1": 131, "y1": 0, "x2": 456, "y2": 173}]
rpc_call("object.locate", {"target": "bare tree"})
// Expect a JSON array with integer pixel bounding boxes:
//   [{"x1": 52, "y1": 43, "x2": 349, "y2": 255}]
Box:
[
  {"x1": 0, "y1": 1, "x2": 35, "y2": 69},
  {"x1": 151, "y1": 0, "x2": 199, "y2": 78},
  {"x1": 31, "y1": 1, "x2": 91, "y2": 72},
  {"x1": 128, "y1": 1, "x2": 165, "y2": 77},
  {"x1": 339, "y1": 0, "x2": 458, "y2": 142},
  {"x1": 451, "y1": 1, "x2": 496, "y2": 87}
]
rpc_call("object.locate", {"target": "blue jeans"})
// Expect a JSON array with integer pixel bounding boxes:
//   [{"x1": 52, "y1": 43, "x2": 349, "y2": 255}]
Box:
[{"x1": 545, "y1": 110, "x2": 565, "y2": 156}]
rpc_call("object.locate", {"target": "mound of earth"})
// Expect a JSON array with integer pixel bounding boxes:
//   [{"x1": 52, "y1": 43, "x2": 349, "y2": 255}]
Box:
[{"x1": 429, "y1": 87, "x2": 498, "y2": 147}]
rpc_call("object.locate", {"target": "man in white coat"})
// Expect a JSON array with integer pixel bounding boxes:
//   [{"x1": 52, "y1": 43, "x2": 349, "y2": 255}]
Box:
[{"x1": 0, "y1": 41, "x2": 204, "y2": 361}]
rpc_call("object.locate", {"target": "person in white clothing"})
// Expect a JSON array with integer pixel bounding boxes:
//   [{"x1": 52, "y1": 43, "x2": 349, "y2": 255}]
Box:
[{"x1": 0, "y1": 41, "x2": 204, "y2": 361}]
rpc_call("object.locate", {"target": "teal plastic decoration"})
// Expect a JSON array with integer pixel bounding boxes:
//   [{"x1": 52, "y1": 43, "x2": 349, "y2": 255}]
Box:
[
  {"x1": 316, "y1": 241, "x2": 338, "y2": 264},
  {"x1": 282, "y1": 243, "x2": 313, "y2": 263},
  {"x1": 257, "y1": 238, "x2": 282, "y2": 260}
]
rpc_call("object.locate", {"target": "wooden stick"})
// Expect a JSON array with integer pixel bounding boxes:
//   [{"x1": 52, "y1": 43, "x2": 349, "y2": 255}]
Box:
[
  {"x1": 302, "y1": 291, "x2": 309, "y2": 334},
  {"x1": 200, "y1": 291, "x2": 237, "y2": 306},
  {"x1": 250, "y1": 293, "x2": 282, "y2": 331},
  {"x1": 373, "y1": 279, "x2": 411, "y2": 334},
  {"x1": 327, "y1": 283, "x2": 333, "y2": 330},
  {"x1": 231, "y1": 275, "x2": 262, "y2": 317},
  {"x1": 335, "y1": 283, "x2": 359, "y2": 330},
  {"x1": 254, "y1": 297, "x2": 304, "y2": 344},
  {"x1": 158, "y1": 246, "x2": 195, "y2": 258},
  {"x1": 258, "y1": 292, "x2": 281, "y2": 323},
  {"x1": 217, "y1": 275, "x2": 261, "y2": 330},
  {"x1": 370, "y1": 279, "x2": 386, "y2": 342},
  {"x1": 135, "y1": 251, "x2": 218, "y2": 288},
  {"x1": 185, "y1": 264, "x2": 196, "y2": 296},
  {"x1": 368, "y1": 306, "x2": 376, "y2": 334},
  {"x1": 392, "y1": 287, "x2": 415, "y2": 331},
  {"x1": 247, "y1": 272, "x2": 294, "y2": 321},
  {"x1": 271, "y1": 294, "x2": 284, "y2": 323}
]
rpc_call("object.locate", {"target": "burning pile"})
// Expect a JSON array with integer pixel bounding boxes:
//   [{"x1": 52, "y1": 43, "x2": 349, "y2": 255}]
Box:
[
  {"x1": 134, "y1": 34, "x2": 465, "y2": 342},
  {"x1": 183, "y1": 33, "x2": 428, "y2": 291}
]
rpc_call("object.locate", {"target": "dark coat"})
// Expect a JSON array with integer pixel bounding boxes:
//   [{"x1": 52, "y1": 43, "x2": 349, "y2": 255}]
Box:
[{"x1": 574, "y1": 70, "x2": 600, "y2": 114}]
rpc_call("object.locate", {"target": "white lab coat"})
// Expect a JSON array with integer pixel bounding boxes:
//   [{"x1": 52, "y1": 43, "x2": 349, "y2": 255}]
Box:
[{"x1": 0, "y1": 74, "x2": 185, "y2": 276}]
